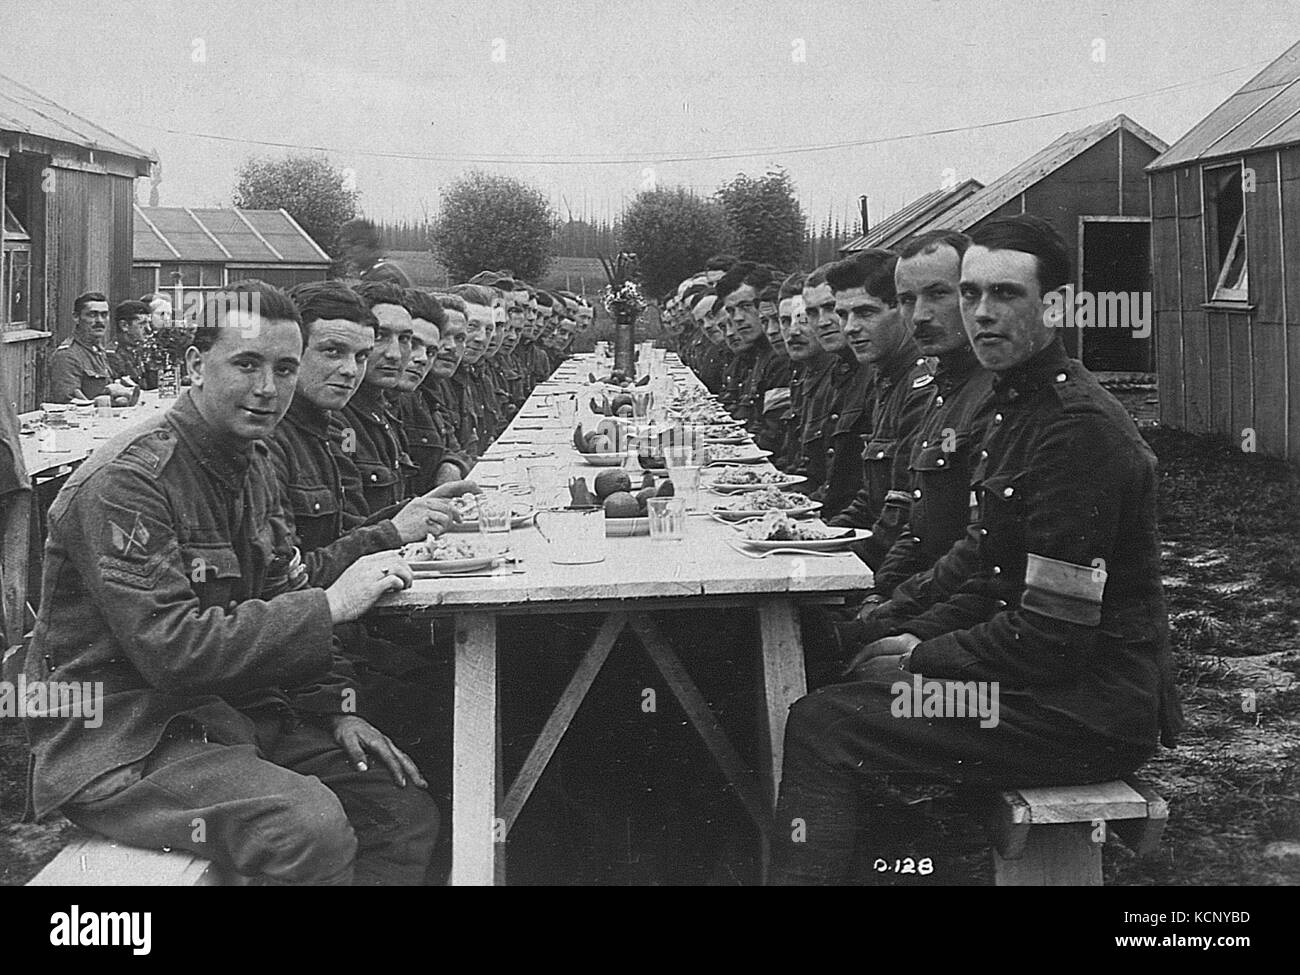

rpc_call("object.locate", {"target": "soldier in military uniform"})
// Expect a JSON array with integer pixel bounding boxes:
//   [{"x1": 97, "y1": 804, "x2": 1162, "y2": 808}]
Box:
[
  {"x1": 717, "y1": 264, "x2": 792, "y2": 449},
  {"x1": 773, "y1": 277, "x2": 815, "y2": 472},
  {"x1": 447, "y1": 285, "x2": 500, "y2": 457},
  {"x1": 798, "y1": 264, "x2": 864, "y2": 504},
  {"x1": 24, "y1": 282, "x2": 438, "y2": 885},
  {"x1": 338, "y1": 282, "x2": 419, "y2": 514},
  {"x1": 826, "y1": 250, "x2": 930, "y2": 566},
  {"x1": 771, "y1": 215, "x2": 1183, "y2": 885},
  {"x1": 687, "y1": 293, "x2": 731, "y2": 395},
  {"x1": 107, "y1": 299, "x2": 156, "y2": 390},
  {"x1": 425, "y1": 293, "x2": 476, "y2": 462},
  {"x1": 49, "y1": 292, "x2": 135, "y2": 404},
  {"x1": 859, "y1": 230, "x2": 997, "y2": 602}
]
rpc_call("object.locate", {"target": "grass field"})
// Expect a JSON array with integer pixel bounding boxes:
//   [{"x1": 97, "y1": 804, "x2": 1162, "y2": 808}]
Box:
[{"x1": 2, "y1": 419, "x2": 1296, "y2": 885}]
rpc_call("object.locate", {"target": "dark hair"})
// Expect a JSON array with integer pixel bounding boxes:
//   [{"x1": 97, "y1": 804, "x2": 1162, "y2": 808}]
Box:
[
  {"x1": 74, "y1": 291, "x2": 108, "y2": 314},
  {"x1": 289, "y1": 280, "x2": 376, "y2": 342},
  {"x1": 433, "y1": 292, "x2": 467, "y2": 317},
  {"x1": 114, "y1": 299, "x2": 151, "y2": 324},
  {"x1": 778, "y1": 272, "x2": 806, "y2": 301},
  {"x1": 404, "y1": 288, "x2": 447, "y2": 328},
  {"x1": 533, "y1": 290, "x2": 555, "y2": 308},
  {"x1": 896, "y1": 228, "x2": 972, "y2": 261},
  {"x1": 715, "y1": 261, "x2": 776, "y2": 302},
  {"x1": 681, "y1": 284, "x2": 709, "y2": 308},
  {"x1": 968, "y1": 215, "x2": 1071, "y2": 293},
  {"x1": 449, "y1": 283, "x2": 496, "y2": 308},
  {"x1": 191, "y1": 280, "x2": 301, "y2": 353},
  {"x1": 758, "y1": 281, "x2": 781, "y2": 305},
  {"x1": 467, "y1": 270, "x2": 501, "y2": 286},
  {"x1": 706, "y1": 253, "x2": 739, "y2": 272},
  {"x1": 803, "y1": 262, "x2": 838, "y2": 289},
  {"x1": 492, "y1": 276, "x2": 519, "y2": 292},
  {"x1": 359, "y1": 260, "x2": 413, "y2": 288},
  {"x1": 353, "y1": 280, "x2": 410, "y2": 312},
  {"x1": 825, "y1": 249, "x2": 899, "y2": 304},
  {"x1": 139, "y1": 292, "x2": 170, "y2": 308}
]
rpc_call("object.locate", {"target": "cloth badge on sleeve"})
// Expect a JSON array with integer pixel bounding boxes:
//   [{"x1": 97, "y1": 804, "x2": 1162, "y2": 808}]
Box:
[{"x1": 1021, "y1": 552, "x2": 1106, "y2": 626}]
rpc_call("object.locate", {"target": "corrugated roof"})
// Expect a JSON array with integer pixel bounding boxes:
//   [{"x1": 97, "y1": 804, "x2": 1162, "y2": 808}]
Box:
[
  {"x1": 913, "y1": 115, "x2": 1169, "y2": 235},
  {"x1": 0, "y1": 71, "x2": 153, "y2": 166},
  {"x1": 1149, "y1": 40, "x2": 1300, "y2": 170},
  {"x1": 133, "y1": 207, "x2": 332, "y2": 264},
  {"x1": 841, "y1": 179, "x2": 983, "y2": 253}
]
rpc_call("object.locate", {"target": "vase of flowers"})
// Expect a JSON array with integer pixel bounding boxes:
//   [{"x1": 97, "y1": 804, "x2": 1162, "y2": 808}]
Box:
[
  {"x1": 599, "y1": 252, "x2": 646, "y2": 378},
  {"x1": 144, "y1": 322, "x2": 195, "y2": 399}
]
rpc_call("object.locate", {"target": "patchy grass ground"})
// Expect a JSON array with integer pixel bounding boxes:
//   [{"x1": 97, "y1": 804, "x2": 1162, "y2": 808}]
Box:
[{"x1": 1, "y1": 417, "x2": 1297, "y2": 885}]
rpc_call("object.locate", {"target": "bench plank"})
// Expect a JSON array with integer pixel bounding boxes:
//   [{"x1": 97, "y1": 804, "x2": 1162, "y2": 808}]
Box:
[{"x1": 28, "y1": 834, "x2": 231, "y2": 886}]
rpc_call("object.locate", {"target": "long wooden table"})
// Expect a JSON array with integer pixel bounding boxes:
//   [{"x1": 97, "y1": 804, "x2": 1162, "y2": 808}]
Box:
[
  {"x1": 2, "y1": 393, "x2": 168, "y2": 638},
  {"x1": 371, "y1": 354, "x2": 873, "y2": 885}
]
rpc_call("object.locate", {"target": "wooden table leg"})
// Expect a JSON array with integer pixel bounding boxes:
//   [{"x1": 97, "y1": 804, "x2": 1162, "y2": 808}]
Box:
[
  {"x1": 757, "y1": 599, "x2": 807, "y2": 809},
  {"x1": 451, "y1": 611, "x2": 498, "y2": 886}
]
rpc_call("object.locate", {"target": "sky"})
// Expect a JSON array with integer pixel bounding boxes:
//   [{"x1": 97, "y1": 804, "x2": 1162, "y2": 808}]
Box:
[{"x1": 4, "y1": 0, "x2": 1299, "y2": 232}]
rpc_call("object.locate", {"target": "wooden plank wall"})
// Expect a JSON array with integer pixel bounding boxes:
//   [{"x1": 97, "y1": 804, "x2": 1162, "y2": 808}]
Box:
[
  {"x1": 1282, "y1": 149, "x2": 1300, "y2": 461},
  {"x1": 1150, "y1": 172, "x2": 1184, "y2": 429},
  {"x1": 1245, "y1": 151, "x2": 1283, "y2": 457},
  {"x1": 1175, "y1": 166, "x2": 1211, "y2": 433}
]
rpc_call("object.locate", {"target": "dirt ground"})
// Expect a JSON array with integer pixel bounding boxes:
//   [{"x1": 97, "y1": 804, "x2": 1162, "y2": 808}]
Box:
[{"x1": 2, "y1": 386, "x2": 1297, "y2": 885}]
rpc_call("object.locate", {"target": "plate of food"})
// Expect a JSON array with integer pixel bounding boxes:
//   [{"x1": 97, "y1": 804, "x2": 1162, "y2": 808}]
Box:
[
  {"x1": 704, "y1": 444, "x2": 773, "y2": 465},
  {"x1": 734, "y1": 512, "x2": 869, "y2": 551},
  {"x1": 702, "y1": 430, "x2": 751, "y2": 445},
  {"x1": 446, "y1": 494, "x2": 535, "y2": 532},
  {"x1": 710, "y1": 487, "x2": 821, "y2": 521},
  {"x1": 400, "y1": 536, "x2": 498, "y2": 573},
  {"x1": 707, "y1": 468, "x2": 807, "y2": 494}
]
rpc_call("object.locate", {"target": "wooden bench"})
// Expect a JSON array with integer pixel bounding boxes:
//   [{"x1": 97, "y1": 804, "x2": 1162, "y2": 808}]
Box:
[
  {"x1": 979, "y1": 776, "x2": 1168, "y2": 885},
  {"x1": 27, "y1": 832, "x2": 241, "y2": 886}
]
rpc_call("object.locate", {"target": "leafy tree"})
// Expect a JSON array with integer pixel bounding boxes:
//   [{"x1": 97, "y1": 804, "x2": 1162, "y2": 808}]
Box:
[
  {"x1": 232, "y1": 153, "x2": 358, "y2": 258},
  {"x1": 431, "y1": 171, "x2": 555, "y2": 282},
  {"x1": 618, "y1": 187, "x2": 733, "y2": 298},
  {"x1": 715, "y1": 167, "x2": 806, "y2": 270}
]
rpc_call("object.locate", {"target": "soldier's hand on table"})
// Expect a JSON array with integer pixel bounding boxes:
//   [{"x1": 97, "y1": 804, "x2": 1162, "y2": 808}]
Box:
[
  {"x1": 330, "y1": 715, "x2": 427, "y2": 789},
  {"x1": 842, "y1": 633, "x2": 921, "y2": 677},
  {"x1": 390, "y1": 496, "x2": 462, "y2": 542},
  {"x1": 425, "y1": 478, "x2": 480, "y2": 500},
  {"x1": 325, "y1": 551, "x2": 414, "y2": 623}
]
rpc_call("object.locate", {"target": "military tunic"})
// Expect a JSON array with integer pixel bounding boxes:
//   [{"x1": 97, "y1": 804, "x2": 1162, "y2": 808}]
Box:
[
  {"x1": 810, "y1": 358, "x2": 875, "y2": 521},
  {"x1": 49, "y1": 335, "x2": 116, "y2": 403},
  {"x1": 797, "y1": 350, "x2": 859, "y2": 499},
  {"x1": 829, "y1": 344, "x2": 931, "y2": 568},
  {"x1": 869, "y1": 345, "x2": 996, "y2": 599},
  {"x1": 338, "y1": 384, "x2": 416, "y2": 515},
  {"x1": 395, "y1": 385, "x2": 471, "y2": 496}
]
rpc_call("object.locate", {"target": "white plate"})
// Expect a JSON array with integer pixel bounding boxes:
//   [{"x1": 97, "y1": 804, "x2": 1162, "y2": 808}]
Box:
[
  {"x1": 708, "y1": 474, "x2": 807, "y2": 494},
  {"x1": 406, "y1": 555, "x2": 499, "y2": 573},
  {"x1": 734, "y1": 527, "x2": 870, "y2": 551},
  {"x1": 704, "y1": 448, "x2": 772, "y2": 465},
  {"x1": 710, "y1": 500, "x2": 821, "y2": 522},
  {"x1": 578, "y1": 453, "x2": 624, "y2": 467}
]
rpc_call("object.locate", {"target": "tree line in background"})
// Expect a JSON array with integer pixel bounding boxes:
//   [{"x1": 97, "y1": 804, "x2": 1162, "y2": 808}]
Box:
[{"x1": 232, "y1": 153, "x2": 860, "y2": 294}]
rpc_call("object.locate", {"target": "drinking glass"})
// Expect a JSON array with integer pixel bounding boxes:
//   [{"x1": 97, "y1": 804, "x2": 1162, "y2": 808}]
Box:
[
  {"x1": 666, "y1": 465, "x2": 702, "y2": 511},
  {"x1": 555, "y1": 393, "x2": 577, "y2": 427},
  {"x1": 648, "y1": 497, "x2": 687, "y2": 541},
  {"x1": 477, "y1": 494, "x2": 514, "y2": 555},
  {"x1": 527, "y1": 460, "x2": 567, "y2": 507}
]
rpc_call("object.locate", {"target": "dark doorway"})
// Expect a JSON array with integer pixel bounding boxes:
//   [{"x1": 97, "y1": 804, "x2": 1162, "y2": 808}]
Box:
[{"x1": 1079, "y1": 219, "x2": 1153, "y2": 372}]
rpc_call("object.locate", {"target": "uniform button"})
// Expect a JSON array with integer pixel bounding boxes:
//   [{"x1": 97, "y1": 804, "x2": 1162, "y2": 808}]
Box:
[
  {"x1": 313, "y1": 502, "x2": 321, "y2": 511},
  {"x1": 921, "y1": 440, "x2": 929, "y2": 448},
  {"x1": 997, "y1": 599, "x2": 1008, "y2": 608},
  {"x1": 936, "y1": 457, "x2": 944, "y2": 466},
  {"x1": 935, "y1": 395, "x2": 943, "y2": 405},
  {"x1": 981, "y1": 450, "x2": 988, "y2": 459},
  {"x1": 827, "y1": 447, "x2": 835, "y2": 457},
  {"x1": 994, "y1": 412, "x2": 1003, "y2": 423},
  {"x1": 370, "y1": 473, "x2": 378, "y2": 481},
  {"x1": 913, "y1": 489, "x2": 922, "y2": 499},
  {"x1": 980, "y1": 528, "x2": 988, "y2": 536},
  {"x1": 992, "y1": 565, "x2": 1001, "y2": 575},
  {"x1": 1055, "y1": 372, "x2": 1067, "y2": 383},
  {"x1": 876, "y1": 451, "x2": 885, "y2": 459},
  {"x1": 830, "y1": 413, "x2": 839, "y2": 422},
  {"x1": 1002, "y1": 486, "x2": 1014, "y2": 498}
]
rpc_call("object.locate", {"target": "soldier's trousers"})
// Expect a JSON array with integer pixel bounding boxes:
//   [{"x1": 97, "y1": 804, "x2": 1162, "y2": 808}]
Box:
[
  {"x1": 769, "y1": 656, "x2": 1151, "y2": 885},
  {"x1": 61, "y1": 709, "x2": 439, "y2": 886}
]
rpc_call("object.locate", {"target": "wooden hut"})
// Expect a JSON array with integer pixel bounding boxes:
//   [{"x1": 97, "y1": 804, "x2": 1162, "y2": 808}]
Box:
[
  {"x1": 893, "y1": 114, "x2": 1168, "y2": 373},
  {"x1": 132, "y1": 206, "x2": 331, "y2": 310},
  {"x1": 1147, "y1": 39, "x2": 1300, "y2": 462},
  {"x1": 1, "y1": 73, "x2": 154, "y2": 410}
]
